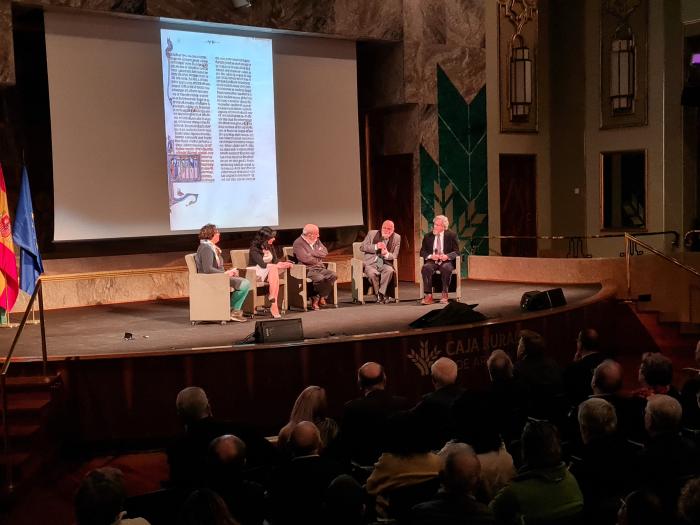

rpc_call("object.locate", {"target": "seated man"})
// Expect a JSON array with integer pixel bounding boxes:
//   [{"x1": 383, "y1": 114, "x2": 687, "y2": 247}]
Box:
[
  {"x1": 419, "y1": 215, "x2": 460, "y2": 305},
  {"x1": 359, "y1": 220, "x2": 401, "y2": 303},
  {"x1": 292, "y1": 224, "x2": 337, "y2": 310}
]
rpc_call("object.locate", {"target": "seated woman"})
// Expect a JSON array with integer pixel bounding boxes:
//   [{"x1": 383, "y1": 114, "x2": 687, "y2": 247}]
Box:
[
  {"x1": 249, "y1": 227, "x2": 292, "y2": 318},
  {"x1": 196, "y1": 223, "x2": 250, "y2": 322}
]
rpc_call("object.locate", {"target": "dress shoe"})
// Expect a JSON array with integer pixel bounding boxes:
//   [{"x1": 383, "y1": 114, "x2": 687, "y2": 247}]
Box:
[
  {"x1": 230, "y1": 310, "x2": 248, "y2": 322},
  {"x1": 383, "y1": 296, "x2": 395, "y2": 304},
  {"x1": 311, "y1": 297, "x2": 321, "y2": 310},
  {"x1": 319, "y1": 297, "x2": 327, "y2": 307},
  {"x1": 421, "y1": 294, "x2": 434, "y2": 305},
  {"x1": 440, "y1": 292, "x2": 449, "y2": 304},
  {"x1": 376, "y1": 293, "x2": 385, "y2": 303}
]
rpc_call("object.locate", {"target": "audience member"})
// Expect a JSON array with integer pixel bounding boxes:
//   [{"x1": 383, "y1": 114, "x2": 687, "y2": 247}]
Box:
[
  {"x1": 678, "y1": 477, "x2": 700, "y2": 525},
  {"x1": 269, "y1": 421, "x2": 344, "y2": 525},
  {"x1": 571, "y1": 398, "x2": 637, "y2": 525},
  {"x1": 563, "y1": 328, "x2": 606, "y2": 405},
  {"x1": 639, "y1": 394, "x2": 700, "y2": 514},
  {"x1": 167, "y1": 387, "x2": 277, "y2": 488},
  {"x1": 340, "y1": 361, "x2": 412, "y2": 465},
  {"x1": 410, "y1": 443, "x2": 495, "y2": 525},
  {"x1": 206, "y1": 435, "x2": 265, "y2": 525},
  {"x1": 590, "y1": 359, "x2": 647, "y2": 442},
  {"x1": 323, "y1": 474, "x2": 365, "y2": 525},
  {"x1": 75, "y1": 467, "x2": 150, "y2": 525},
  {"x1": 616, "y1": 490, "x2": 665, "y2": 525},
  {"x1": 513, "y1": 330, "x2": 566, "y2": 422},
  {"x1": 179, "y1": 489, "x2": 239, "y2": 525},
  {"x1": 412, "y1": 357, "x2": 465, "y2": 449},
  {"x1": 277, "y1": 385, "x2": 338, "y2": 454},
  {"x1": 486, "y1": 350, "x2": 526, "y2": 445},
  {"x1": 449, "y1": 390, "x2": 516, "y2": 500},
  {"x1": 365, "y1": 411, "x2": 442, "y2": 518},
  {"x1": 636, "y1": 352, "x2": 682, "y2": 401},
  {"x1": 489, "y1": 421, "x2": 583, "y2": 525},
  {"x1": 680, "y1": 340, "x2": 700, "y2": 430}
]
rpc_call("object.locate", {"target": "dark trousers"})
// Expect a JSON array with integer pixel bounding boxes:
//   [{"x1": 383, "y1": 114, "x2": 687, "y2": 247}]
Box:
[
  {"x1": 307, "y1": 267, "x2": 337, "y2": 299},
  {"x1": 421, "y1": 260, "x2": 454, "y2": 294}
]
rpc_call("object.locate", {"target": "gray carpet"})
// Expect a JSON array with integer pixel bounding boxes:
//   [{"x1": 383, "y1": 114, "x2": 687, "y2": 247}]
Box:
[{"x1": 1, "y1": 281, "x2": 600, "y2": 359}]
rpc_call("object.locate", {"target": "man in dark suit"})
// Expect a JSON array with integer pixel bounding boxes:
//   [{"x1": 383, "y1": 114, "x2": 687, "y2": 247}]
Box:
[
  {"x1": 409, "y1": 443, "x2": 495, "y2": 525},
  {"x1": 341, "y1": 361, "x2": 412, "y2": 466},
  {"x1": 269, "y1": 421, "x2": 344, "y2": 525},
  {"x1": 167, "y1": 387, "x2": 277, "y2": 488},
  {"x1": 206, "y1": 435, "x2": 265, "y2": 525},
  {"x1": 419, "y1": 215, "x2": 460, "y2": 305},
  {"x1": 563, "y1": 328, "x2": 606, "y2": 406},
  {"x1": 412, "y1": 357, "x2": 465, "y2": 449}
]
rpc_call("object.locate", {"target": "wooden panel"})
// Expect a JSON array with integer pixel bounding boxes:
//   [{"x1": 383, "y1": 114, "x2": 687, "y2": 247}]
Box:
[{"x1": 499, "y1": 154, "x2": 537, "y2": 257}]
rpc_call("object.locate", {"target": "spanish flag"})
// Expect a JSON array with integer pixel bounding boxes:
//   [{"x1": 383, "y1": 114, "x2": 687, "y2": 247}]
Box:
[{"x1": 0, "y1": 164, "x2": 18, "y2": 314}]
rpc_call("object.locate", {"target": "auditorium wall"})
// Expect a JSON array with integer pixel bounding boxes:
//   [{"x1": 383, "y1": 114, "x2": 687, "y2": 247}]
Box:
[{"x1": 0, "y1": 0, "x2": 489, "y2": 286}]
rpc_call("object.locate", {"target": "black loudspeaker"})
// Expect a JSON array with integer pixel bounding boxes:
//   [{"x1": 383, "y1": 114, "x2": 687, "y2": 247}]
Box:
[
  {"x1": 254, "y1": 318, "x2": 304, "y2": 343},
  {"x1": 520, "y1": 288, "x2": 567, "y2": 312},
  {"x1": 410, "y1": 302, "x2": 486, "y2": 328}
]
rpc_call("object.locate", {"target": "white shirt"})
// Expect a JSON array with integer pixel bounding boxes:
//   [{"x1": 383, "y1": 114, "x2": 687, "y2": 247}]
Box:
[{"x1": 432, "y1": 233, "x2": 444, "y2": 255}]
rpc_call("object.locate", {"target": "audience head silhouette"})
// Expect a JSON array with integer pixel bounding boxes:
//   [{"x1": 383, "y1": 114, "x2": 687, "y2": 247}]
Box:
[
  {"x1": 578, "y1": 397, "x2": 617, "y2": 444},
  {"x1": 74, "y1": 467, "x2": 127, "y2": 525},
  {"x1": 521, "y1": 420, "x2": 562, "y2": 469},
  {"x1": 180, "y1": 488, "x2": 238, "y2": 525},
  {"x1": 439, "y1": 443, "x2": 481, "y2": 496},
  {"x1": 517, "y1": 329, "x2": 545, "y2": 360},
  {"x1": 209, "y1": 434, "x2": 247, "y2": 472},
  {"x1": 591, "y1": 359, "x2": 623, "y2": 394},
  {"x1": 577, "y1": 328, "x2": 599, "y2": 354},
  {"x1": 324, "y1": 474, "x2": 365, "y2": 525},
  {"x1": 487, "y1": 349, "x2": 514, "y2": 382},
  {"x1": 679, "y1": 477, "x2": 700, "y2": 525},
  {"x1": 618, "y1": 490, "x2": 664, "y2": 525},
  {"x1": 176, "y1": 386, "x2": 212, "y2": 424},
  {"x1": 431, "y1": 357, "x2": 458, "y2": 389},
  {"x1": 358, "y1": 361, "x2": 386, "y2": 392},
  {"x1": 644, "y1": 394, "x2": 682, "y2": 437},
  {"x1": 291, "y1": 420, "x2": 322, "y2": 457},
  {"x1": 639, "y1": 352, "x2": 673, "y2": 390}
]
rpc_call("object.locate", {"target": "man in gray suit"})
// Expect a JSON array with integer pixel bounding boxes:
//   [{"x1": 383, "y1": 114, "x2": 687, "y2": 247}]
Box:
[
  {"x1": 292, "y1": 224, "x2": 337, "y2": 310},
  {"x1": 360, "y1": 220, "x2": 400, "y2": 303}
]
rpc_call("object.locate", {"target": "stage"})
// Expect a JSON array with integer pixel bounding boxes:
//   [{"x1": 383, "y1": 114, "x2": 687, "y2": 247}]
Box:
[{"x1": 2, "y1": 280, "x2": 601, "y2": 360}]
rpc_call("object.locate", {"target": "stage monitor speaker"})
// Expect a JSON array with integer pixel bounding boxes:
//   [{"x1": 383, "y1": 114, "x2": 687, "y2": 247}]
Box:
[
  {"x1": 409, "y1": 302, "x2": 486, "y2": 328},
  {"x1": 520, "y1": 288, "x2": 567, "y2": 312},
  {"x1": 254, "y1": 318, "x2": 304, "y2": 343}
]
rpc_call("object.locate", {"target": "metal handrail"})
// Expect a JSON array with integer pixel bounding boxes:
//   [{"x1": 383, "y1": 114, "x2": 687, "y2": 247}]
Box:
[
  {"x1": 624, "y1": 233, "x2": 700, "y2": 298},
  {"x1": 0, "y1": 278, "x2": 47, "y2": 494},
  {"x1": 470, "y1": 230, "x2": 679, "y2": 258}
]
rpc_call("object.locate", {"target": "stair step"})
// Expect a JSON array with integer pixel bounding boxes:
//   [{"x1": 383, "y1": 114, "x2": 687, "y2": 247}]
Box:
[
  {"x1": 3, "y1": 375, "x2": 61, "y2": 391},
  {"x1": 0, "y1": 424, "x2": 41, "y2": 440},
  {"x1": 0, "y1": 396, "x2": 50, "y2": 415}
]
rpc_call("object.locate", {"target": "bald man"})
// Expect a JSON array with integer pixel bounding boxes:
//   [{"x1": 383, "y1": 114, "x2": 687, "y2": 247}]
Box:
[
  {"x1": 270, "y1": 421, "x2": 344, "y2": 525},
  {"x1": 412, "y1": 357, "x2": 465, "y2": 449},
  {"x1": 359, "y1": 220, "x2": 401, "y2": 303},
  {"x1": 410, "y1": 444, "x2": 493, "y2": 525},
  {"x1": 341, "y1": 362, "x2": 412, "y2": 465},
  {"x1": 292, "y1": 224, "x2": 337, "y2": 310}
]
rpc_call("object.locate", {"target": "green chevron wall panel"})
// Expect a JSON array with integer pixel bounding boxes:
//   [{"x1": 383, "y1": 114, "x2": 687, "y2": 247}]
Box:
[{"x1": 420, "y1": 67, "x2": 488, "y2": 277}]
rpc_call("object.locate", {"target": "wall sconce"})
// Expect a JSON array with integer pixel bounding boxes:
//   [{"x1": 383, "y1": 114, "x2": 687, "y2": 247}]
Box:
[
  {"x1": 509, "y1": 36, "x2": 533, "y2": 120},
  {"x1": 610, "y1": 26, "x2": 635, "y2": 112}
]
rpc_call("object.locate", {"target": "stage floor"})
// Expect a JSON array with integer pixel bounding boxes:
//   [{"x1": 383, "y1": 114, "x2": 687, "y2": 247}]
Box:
[{"x1": 2, "y1": 281, "x2": 600, "y2": 360}]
